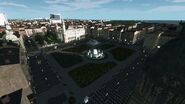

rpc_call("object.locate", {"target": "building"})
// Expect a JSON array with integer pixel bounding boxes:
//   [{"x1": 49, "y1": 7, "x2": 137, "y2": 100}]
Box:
[
  {"x1": 50, "y1": 14, "x2": 62, "y2": 24},
  {"x1": 59, "y1": 17, "x2": 86, "y2": 43},
  {"x1": 49, "y1": 14, "x2": 86, "y2": 43},
  {"x1": 25, "y1": 29, "x2": 33, "y2": 37},
  {"x1": 0, "y1": 64, "x2": 32, "y2": 104},
  {"x1": 63, "y1": 25, "x2": 86, "y2": 43},
  {"x1": 0, "y1": 41, "x2": 32, "y2": 104}
]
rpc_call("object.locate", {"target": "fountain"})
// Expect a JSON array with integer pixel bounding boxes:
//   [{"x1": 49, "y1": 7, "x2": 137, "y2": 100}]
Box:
[{"x1": 86, "y1": 48, "x2": 105, "y2": 60}]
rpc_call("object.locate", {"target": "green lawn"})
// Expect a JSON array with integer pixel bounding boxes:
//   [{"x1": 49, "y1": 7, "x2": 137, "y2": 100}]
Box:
[
  {"x1": 110, "y1": 47, "x2": 135, "y2": 61},
  {"x1": 63, "y1": 44, "x2": 91, "y2": 53},
  {"x1": 51, "y1": 52, "x2": 83, "y2": 68},
  {"x1": 69, "y1": 62, "x2": 117, "y2": 87},
  {"x1": 97, "y1": 44, "x2": 115, "y2": 50}
]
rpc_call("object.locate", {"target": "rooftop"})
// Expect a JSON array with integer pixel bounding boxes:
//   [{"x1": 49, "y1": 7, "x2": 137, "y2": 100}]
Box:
[
  {"x1": 0, "y1": 64, "x2": 32, "y2": 104},
  {"x1": 0, "y1": 64, "x2": 29, "y2": 96}
]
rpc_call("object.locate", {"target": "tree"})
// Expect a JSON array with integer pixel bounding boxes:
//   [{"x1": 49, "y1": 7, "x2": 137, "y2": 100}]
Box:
[
  {"x1": 35, "y1": 34, "x2": 44, "y2": 45},
  {"x1": 45, "y1": 29, "x2": 59, "y2": 44}
]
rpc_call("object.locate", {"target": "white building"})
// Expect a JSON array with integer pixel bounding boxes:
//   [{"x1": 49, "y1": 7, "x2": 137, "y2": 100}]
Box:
[
  {"x1": 25, "y1": 29, "x2": 33, "y2": 37},
  {"x1": 61, "y1": 17, "x2": 86, "y2": 43},
  {"x1": 63, "y1": 26, "x2": 86, "y2": 43},
  {"x1": 0, "y1": 13, "x2": 19, "y2": 44},
  {"x1": 50, "y1": 14, "x2": 62, "y2": 24},
  {"x1": 49, "y1": 14, "x2": 86, "y2": 43}
]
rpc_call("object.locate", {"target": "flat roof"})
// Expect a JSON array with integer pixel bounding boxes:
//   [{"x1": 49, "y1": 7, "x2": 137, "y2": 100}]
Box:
[{"x1": 0, "y1": 64, "x2": 29, "y2": 96}]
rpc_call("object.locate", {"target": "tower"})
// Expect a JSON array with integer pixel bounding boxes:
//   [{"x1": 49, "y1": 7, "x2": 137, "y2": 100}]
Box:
[
  {"x1": 0, "y1": 13, "x2": 8, "y2": 26},
  {"x1": 62, "y1": 18, "x2": 66, "y2": 33},
  {"x1": 62, "y1": 17, "x2": 68, "y2": 43}
]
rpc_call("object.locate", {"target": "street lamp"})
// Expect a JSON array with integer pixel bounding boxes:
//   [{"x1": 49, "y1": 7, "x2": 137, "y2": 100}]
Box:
[
  {"x1": 105, "y1": 93, "x2": 109, "y2": 96},
  {"x1": 84, "y1": 96, "x2": 89, "y2": 104},
  {"x1": 157, "y1": 45, "x2": 161, "y2": 49},
  {"x1": 117, "y1": 82, "x2": 120, "y2": 85}
]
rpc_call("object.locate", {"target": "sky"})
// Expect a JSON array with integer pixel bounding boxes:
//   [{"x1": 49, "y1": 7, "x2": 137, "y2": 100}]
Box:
[{"x1": 0, "y1": 0, "x2": 185, "y2": 20}]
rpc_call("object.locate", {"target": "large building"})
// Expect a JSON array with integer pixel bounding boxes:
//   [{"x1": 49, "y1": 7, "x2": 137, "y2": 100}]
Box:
[
  {"x1": 49, "y1": 14, "x2": 86, "y2": 43},
  {"x1": 50, "y1": 14, "x2": 62, "y2": 24},
  {"x1": 0, "y1": 41, "x2": 32, "y2": 104},
  {"x1": 63, "y1": 24, "x2": 86, "y2": 43},
  {"x1": 0, "y1": 13, "x2": 31, "y2": 104},
  {"x1": 0, "y1": 64, "x2": 32, "y2": 104}
]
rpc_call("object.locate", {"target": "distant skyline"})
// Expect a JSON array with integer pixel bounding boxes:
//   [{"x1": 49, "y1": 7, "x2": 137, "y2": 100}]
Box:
[{"x1": 0, "y1": 0, "x2": 185, "y2": 20}]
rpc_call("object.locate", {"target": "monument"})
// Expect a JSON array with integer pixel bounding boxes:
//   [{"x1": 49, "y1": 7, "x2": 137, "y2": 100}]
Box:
[{"x1": 86, "y1": 49, "x2": 105, "y2": 60}]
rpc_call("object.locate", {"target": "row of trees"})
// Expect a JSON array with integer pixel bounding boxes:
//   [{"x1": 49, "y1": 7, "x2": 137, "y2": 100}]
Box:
[{"x1": 35, "y1": 30, "x2": 61, "y2": 46}]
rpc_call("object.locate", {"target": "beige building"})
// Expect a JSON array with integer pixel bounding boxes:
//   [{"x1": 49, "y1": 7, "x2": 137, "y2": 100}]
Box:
[
  {"x1": 64, "y1": 26, "x2": 86, "y2": 43},
  {"x1": 0, "y1": 64, "x2": 32, "y2": 104},
  {"x1": 25, "y1": 29, "x2": 33, "y2": 37}
]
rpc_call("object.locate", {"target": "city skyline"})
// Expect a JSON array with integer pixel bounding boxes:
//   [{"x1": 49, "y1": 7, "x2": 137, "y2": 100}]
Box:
[
  {"x1": 1, "y1": 2, "x2": 185, "y2": 103},
  {"x1": 0, "y1": 0, "x2": 185, "y2": 20}
]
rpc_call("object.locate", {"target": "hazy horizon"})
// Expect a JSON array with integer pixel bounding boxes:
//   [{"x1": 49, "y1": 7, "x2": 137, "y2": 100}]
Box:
[{"x1": 1, "y1": 0, "x2": 185, "y2": 20}]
